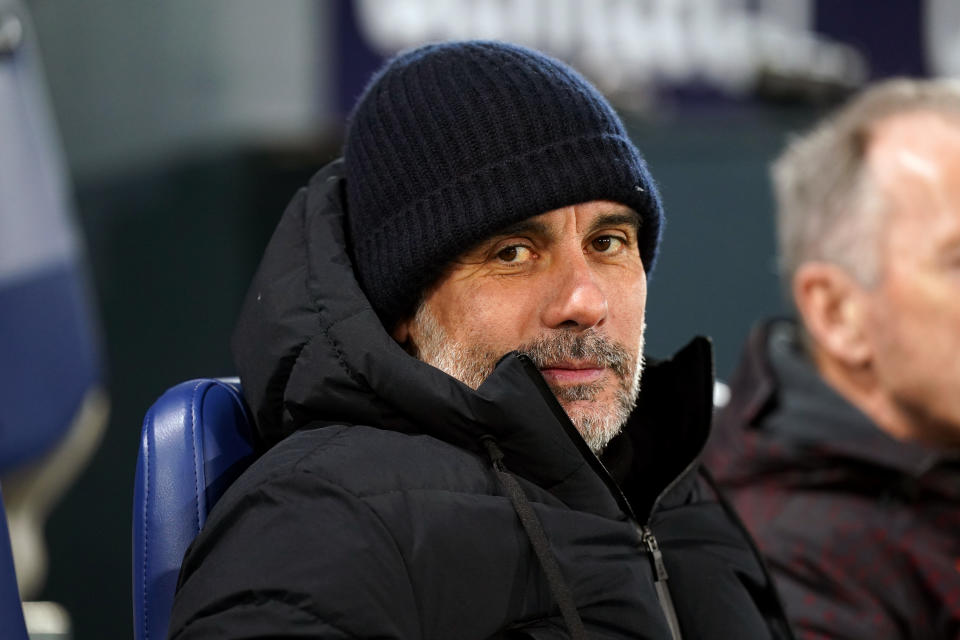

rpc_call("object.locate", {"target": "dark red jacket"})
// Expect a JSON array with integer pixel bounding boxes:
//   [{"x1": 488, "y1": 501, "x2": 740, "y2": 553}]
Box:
[{"x1": 705, "y1": 320, "x2": 960, "y2": 640}]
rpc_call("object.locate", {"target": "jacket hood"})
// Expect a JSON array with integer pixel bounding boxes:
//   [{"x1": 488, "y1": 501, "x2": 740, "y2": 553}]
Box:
[
  {"x1": 707, "y1": 319, "x2": 960, "y2": 499},
  {"x1": 232, "y1": 160, "x2": 714, "y2": 517}
]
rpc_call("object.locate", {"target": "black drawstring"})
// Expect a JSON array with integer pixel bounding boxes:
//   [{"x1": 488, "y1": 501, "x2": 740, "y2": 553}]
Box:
[{"x1": 480, "y1": 436, "x2": 587, "y2": 640}]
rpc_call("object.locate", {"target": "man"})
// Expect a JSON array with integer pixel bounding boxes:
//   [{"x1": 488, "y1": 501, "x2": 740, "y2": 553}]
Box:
[
  {"x1": 168, "y1": 41, "x2": 791, "y2": 639},
  {"x1": 705, "y1": 79, "x2": 960, "y2": 639}
]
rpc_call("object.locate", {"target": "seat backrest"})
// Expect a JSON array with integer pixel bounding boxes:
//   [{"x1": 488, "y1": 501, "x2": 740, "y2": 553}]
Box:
[
  {"x1": 132, "y1": 378, "x2": 256, "y2": 640},
  {"x1": 0, "y1": 485, "x2": 28, "y2": 640}
]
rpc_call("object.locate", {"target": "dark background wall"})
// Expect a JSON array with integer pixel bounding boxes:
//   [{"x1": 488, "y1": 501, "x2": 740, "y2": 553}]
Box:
[{"x1": 12, "y1": 0, "x2": 942, "y2": 637}]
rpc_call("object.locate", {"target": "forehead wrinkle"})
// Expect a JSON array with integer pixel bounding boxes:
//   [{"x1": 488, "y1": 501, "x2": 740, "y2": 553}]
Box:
[
  {"x1": 491, "y1": 218, "x2": 552, "y2": 240},
  {"x1": 496, "y1": 205, "x2": 639, "y2": 240}
]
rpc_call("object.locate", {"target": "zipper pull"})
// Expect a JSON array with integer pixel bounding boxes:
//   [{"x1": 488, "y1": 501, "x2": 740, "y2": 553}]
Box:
[
  {"x1": 640, "y1": 525, "x2": 669, "y2": 582},
  {"x1": 640, "y1": 525, "x2": 684, "y2": 640}
]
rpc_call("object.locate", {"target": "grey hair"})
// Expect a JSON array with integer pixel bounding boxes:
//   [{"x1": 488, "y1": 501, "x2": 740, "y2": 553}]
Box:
[{"x1": 773, "y1": 78, "x2": 960, "y2": 290}]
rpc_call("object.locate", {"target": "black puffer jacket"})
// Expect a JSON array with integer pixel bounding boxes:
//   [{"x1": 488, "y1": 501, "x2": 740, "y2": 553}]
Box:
[{"x1": 167, "y1": 161, "x2": 793, "y2": 639}]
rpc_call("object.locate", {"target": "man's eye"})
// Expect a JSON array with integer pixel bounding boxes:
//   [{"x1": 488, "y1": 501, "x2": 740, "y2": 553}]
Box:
[
  {"x1": 496, "y1": 245, "x2": 532, "y2": 263},
  {"x1": 591, "y1": 236, "x2": 625, "y2": 253}
]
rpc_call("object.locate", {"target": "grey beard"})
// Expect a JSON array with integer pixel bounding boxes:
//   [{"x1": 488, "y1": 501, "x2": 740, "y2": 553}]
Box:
[{"x1": 409, "y1": 304, "x2": 644, "y2": 454}]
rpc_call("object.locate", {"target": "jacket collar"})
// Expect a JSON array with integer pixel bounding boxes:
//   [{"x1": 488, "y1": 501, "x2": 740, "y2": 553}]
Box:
[{"x1": 716, "y1": 319, "x2": 960, "y2": 484}]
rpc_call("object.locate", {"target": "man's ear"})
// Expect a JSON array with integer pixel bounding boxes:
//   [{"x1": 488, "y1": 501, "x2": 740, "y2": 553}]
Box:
[{"x1": 792, "y1": 262, "x2": 872, "y2": 367}]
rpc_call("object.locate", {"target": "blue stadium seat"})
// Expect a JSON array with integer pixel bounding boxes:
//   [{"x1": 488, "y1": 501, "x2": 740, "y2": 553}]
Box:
[{"x1": 132, "y1": 378, "x2": 256, "y2": 640}]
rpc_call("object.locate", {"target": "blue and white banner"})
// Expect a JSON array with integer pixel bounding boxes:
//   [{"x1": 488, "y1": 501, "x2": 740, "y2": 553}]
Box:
[
  {"x1": 333, "y1": 0, "x2": 952, "y2": 114},
  {"x1": 0, "y1": 3, "x2": 104, "y2": 473}
]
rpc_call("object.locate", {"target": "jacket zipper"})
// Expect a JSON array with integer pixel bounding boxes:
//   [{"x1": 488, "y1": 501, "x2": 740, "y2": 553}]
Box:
[
  {"x1": 640, "y1": 525, "x2": 683, "y2": 640},
  {"x1": 513, "y1": 353, "x2": 704, "y2": 639}
]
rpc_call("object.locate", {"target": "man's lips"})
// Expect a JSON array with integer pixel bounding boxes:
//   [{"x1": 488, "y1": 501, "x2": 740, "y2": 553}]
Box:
[{"x1": 538, "y1": 362, "x2": 606, "y2": 385}]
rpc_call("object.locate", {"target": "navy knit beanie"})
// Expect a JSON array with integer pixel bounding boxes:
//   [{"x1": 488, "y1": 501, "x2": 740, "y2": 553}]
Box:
[{"x1": 344, "y1": 40, "x2": 663, "y2": 328}]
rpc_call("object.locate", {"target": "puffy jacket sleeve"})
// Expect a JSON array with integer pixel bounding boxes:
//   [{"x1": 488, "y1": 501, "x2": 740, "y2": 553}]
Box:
[{"x1": 167, "y1": 471, "x2": 420, "y2": 640}]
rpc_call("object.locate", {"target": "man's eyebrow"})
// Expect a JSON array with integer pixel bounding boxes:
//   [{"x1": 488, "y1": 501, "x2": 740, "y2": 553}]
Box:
[{"x1": 588, "y1": 209, "x2": 642, "y2": 235}]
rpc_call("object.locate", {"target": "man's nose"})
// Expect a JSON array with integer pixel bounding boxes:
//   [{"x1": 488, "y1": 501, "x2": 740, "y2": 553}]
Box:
[{"x1": 541, "y1": 253, "x2": 608, "y2": 330}]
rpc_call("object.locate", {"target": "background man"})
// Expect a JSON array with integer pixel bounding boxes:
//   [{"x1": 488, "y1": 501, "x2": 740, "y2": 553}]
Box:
[
  {"x1": 706, "y1": 79, "x2": 960, "y2": 639},
  {"x1": 168, "y1": 41, "x2": 791, "y2": 639}
]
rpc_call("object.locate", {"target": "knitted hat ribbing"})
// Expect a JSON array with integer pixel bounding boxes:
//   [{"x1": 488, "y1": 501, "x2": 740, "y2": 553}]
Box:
[{"x1": 344, "y1": 41, "x2": 663, "y2": 328}]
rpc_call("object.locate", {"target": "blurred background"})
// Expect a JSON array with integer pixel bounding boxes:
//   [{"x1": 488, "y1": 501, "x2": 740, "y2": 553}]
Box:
[{"x1": 2, "y1": 0, "x2": 956, "y2": 637}]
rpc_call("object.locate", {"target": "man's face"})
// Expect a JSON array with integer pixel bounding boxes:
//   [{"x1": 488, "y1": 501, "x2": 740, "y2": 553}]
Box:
[
  {"x1": 861, "y1": 111, "x2": 960, "y2": 446},
  {"x1": 394, "y1": 200, "x2": 648, "y2": 453}
]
